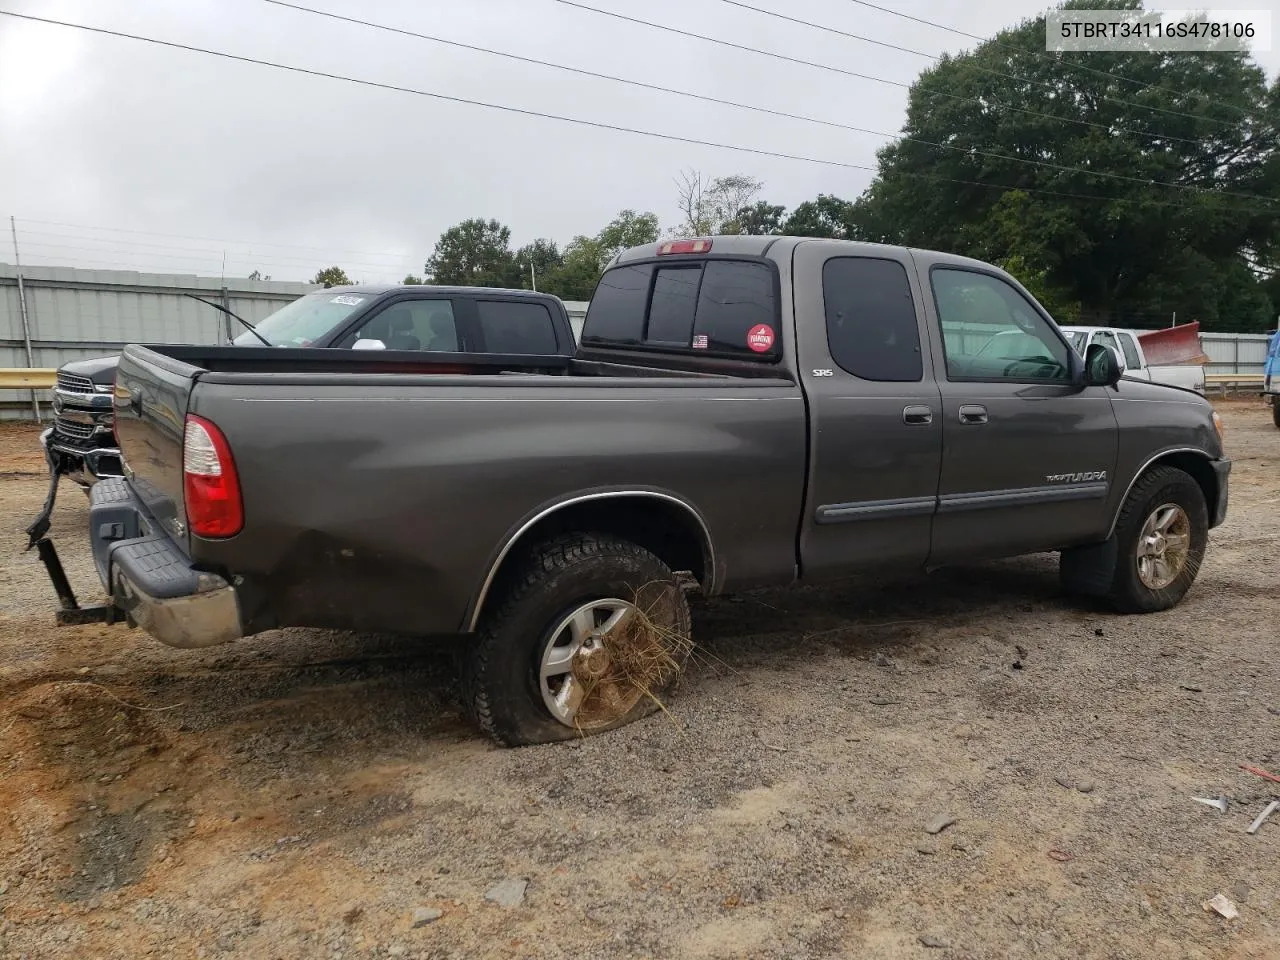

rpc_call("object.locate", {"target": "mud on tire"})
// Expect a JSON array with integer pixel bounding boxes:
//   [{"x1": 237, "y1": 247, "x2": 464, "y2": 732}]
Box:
[
  {"x1": 1061, "y1": 465, "x2": 1208, "y2": 614},
  {"x1": 459, "y1": 533, "x2": 692, "y2": 747}
]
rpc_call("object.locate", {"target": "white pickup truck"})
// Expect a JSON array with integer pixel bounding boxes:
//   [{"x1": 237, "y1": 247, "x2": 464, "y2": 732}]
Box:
[{"x1": 1060, "y1": 326, "x2": 1205, "y2": 394}]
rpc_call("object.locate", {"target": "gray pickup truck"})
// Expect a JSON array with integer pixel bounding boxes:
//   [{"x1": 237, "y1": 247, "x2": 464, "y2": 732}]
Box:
[{"x1": 36, "y1": 236, "x2": 1230, "y2": 747}]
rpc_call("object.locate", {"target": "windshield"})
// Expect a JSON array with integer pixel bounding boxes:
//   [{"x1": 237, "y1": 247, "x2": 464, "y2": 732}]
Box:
[{"x1": 232, "y1": 291, "x2": 369, "y2": 346}]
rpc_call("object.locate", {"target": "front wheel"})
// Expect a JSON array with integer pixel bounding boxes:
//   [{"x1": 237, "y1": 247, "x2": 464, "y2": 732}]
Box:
[
  {"x1": 460, "y1": 533, "x2": 693, "y2": 747},
  {"x1": 1063, "y1": 466, "x2": 1208, "y2": 613},
  {"x1": 1272, "y1": 400, "x2": 1280, "y2": 430}
]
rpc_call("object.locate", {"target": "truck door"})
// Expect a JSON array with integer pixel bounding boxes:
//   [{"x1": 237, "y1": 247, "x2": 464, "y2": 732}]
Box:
[
  {"x1": 793, "y1": 243, "x2": 943, "y2": 577},
  {"x1": 918, "y1": 262, "x2": 1118, "y2": 562}
]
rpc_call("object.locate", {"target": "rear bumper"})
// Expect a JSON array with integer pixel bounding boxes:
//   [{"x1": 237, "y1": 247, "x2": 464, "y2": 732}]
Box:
[
  {"x1": 87, "y1": 478, "x2": 243, "y2": 648},
  {"x1": 1210, "y1": 458, "x2": 1231, "y2": 529}
]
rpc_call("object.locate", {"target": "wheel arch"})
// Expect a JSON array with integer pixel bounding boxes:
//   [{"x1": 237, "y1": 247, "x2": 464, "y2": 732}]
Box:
[
  {"x1": 464, "y1": 490, "x2": 717, "y2": 632},
  {"x1": 1106, "y1": 447, "x2": 1218, "y2": 540}
]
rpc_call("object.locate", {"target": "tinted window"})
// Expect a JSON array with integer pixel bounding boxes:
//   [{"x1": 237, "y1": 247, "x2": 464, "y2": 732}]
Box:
[
  {"x1": 477, "y1": 300, "x2": 559, "y2": 354},
  {"x1": 1118, "y1": 332, "x2": 1142, "y2": 369},
  {"x1": 822, "y1": 257, "x2": 921, "y2": 381},
  {"x1": 646, "y1": 267, "x2": 699, "y2": 344},
  {"x1": 692, "y1": 261, "x2": 777, "y2": 356},
  {"x1": 583, "y1": 259, "x2": 778, "y2": 359},
  {"x1": 932, "y1": 269, "x2": 1070, "y2": 382},
  {"x1": 352, "y1": 299, "x2": 458, "y2": 351},
  {"x1": 583, "y1": 264, "x2": 653, "y2": 344}
]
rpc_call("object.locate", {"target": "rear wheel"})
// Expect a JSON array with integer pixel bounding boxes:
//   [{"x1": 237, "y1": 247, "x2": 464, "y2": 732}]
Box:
[
  {"x1": 460, "y1": 533, "x2": 692, "y2": 747},
  {"x1": 1272, "y1": 400, "x2": 1280, "y2": 430},
  {"x1": 1061, "y1": 465, "x2": 1207, "y2": 613}
]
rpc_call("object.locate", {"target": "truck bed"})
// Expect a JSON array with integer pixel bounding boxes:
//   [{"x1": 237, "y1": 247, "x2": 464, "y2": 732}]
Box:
[{"x1": 110, "y1": 343, "x2": 807, "y2": 638}]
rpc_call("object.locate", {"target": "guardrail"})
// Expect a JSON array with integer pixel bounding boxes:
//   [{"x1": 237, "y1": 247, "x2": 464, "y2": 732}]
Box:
[
  {"x1": 0, "y1": 368, "x2": 57, "y2": 389},
  {"x1": 1204, "y1": 373, "x2": 1266, "y2": 397}
]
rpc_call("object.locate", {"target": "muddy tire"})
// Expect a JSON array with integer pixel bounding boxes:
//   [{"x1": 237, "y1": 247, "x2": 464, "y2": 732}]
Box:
[
  {"x1": 1272, "y1": 401, "x2": 1280, "y2": 430},
  {"x1": 460, "y1": 533, "x2": 692, "y2": 747},
  {"x1": 1061, "y1": 466, "x2": 1207, "y2": 613}
]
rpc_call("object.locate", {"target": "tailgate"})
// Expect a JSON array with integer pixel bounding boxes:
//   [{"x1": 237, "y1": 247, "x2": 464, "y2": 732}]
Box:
[{"x1": 112, "y1": 344, "x2": 201, "y2": 553}]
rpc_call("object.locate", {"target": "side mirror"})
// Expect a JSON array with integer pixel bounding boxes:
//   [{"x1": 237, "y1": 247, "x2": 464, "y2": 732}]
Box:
[
  {"x1": 1084, "y1": 343, "x2": 1122, "y2": 387},
  {"x1": 352, "y1": 338, "x2": 386, "y2": 351}
]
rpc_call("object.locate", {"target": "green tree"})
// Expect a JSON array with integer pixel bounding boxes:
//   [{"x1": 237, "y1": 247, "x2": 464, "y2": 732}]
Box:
[
  {"x1": 514, "y1": 238, "x2": 564, "y2": 290},
  {"x1": 312, "y1": 266, "x2": 352, "y2": 287},
  {"x1": 597, "y1": 209, "x2": 660, "y2": 261},
  {"x1": 784, "y1": 195, "x2": 859, "y2": 239},
  {"x1": 402, "y1": 274, "x2": 423, "y2": 285},
  {"x1": 424, "y1": 218, "x2": 521, "y2": 287},
  {"x1": 850, "y1": 0, "x2": 1280, "y2": 330},
  {"x1": 736, "y1": 201, "x2": 786, "y2": 236}
]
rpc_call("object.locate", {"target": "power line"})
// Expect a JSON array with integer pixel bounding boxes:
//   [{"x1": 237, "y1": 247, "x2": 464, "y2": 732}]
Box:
[
  {"x1": 16, "y1": 229, "x2": 414, "y2": 272},
  {"x1": 547, "y1": 0, "x2": 1206, "y2": 148},
  {"x1": 255, "y1": 0, "x2": 1264, "y2": 202},
  {"x1": 839, "y1": 0, "x2": 1253, "y2": 120},
  {"x1": 1, "y1": 9, "x2": 1274, "y2": 221},
  {"x1": 719, "y1": 0, "x2": 1239, "y2": 131},
  {"x1": 14, "y1": 216, "x2": 410, "y2": 259}
]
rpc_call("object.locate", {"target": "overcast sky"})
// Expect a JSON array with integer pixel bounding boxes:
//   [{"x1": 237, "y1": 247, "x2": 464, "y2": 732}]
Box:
[{"x1": 1, "y1": 0, "x2": 1276, "y2": 284}]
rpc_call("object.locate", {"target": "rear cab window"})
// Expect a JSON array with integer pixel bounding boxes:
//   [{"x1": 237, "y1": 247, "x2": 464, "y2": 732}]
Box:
[{"x1": 582, "y1": 258, "x2": 780, "y2": 361}]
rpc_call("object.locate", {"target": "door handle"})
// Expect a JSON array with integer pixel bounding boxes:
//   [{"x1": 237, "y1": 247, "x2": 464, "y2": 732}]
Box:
[
  {"x1": 958, "y1": 404, "x2": 988, "y2": 424},
  {"x1": 902, "y1": 405, "x2": 933, "y2": 425}
]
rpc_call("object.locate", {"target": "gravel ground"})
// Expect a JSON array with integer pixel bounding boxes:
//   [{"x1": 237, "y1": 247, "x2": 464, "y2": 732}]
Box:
[{"x1": 0, "y1": 400, "x2": 1277, "y2": 960}]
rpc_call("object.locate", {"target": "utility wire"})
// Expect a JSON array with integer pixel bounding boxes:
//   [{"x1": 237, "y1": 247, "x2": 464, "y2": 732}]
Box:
[
  {"x1": 719, "y1": 0, "x2": 1239, "y2": 131},
  {"x1": 1, "y1": 9, "x2": 1275, "y2": 220},
  {"x1": 256, "y1": 0, "x2": 1265, "y2": 201},
  {"x1": 14, "y1": 216, "x2": 409, "y2": 259},
  {"x1": 548, "y1": 0, "x2": 1206, "y2": 148},
  {"x1": 839, "y1": 0, "x2": 1253, "y2": 119},
  {"x1": 16, "y1": 229, "x2": 412, "y2": 272}
]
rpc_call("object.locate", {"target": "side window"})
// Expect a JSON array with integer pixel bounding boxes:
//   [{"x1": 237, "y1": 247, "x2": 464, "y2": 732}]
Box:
[
  {"x1": 351, "y1": 300, "x2": 457, "y2": 351},
  {"x1": 582, "y1": 264, "x2": 653, "y2": 345},
  {"x1": 821, "y1": 257, "x2": 922, "y2": 382},
  {"x1": 1118, "y1": 333, "x2": 1142, "y2": 369},
  {"x1": 692, "y1": 260, "x2": 777, "y2": 356},
  {"x1": 931, "y1": 269, "x2": 1071, "y2": 382},
  {"x1": 476, "y1": 300, "x2": 559, "y2": 354}
]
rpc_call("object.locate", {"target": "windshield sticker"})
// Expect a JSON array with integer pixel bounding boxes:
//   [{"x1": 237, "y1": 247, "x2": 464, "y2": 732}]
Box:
[
  {"x1": 330, "y1": 295, "x2": 363, "y2": 306},
  {"x1": 746, "y1": 324, "x2": 775, "y2": 353},
  {"x1": 692, "y1": 334, "x2": 709, "y2": 349}
]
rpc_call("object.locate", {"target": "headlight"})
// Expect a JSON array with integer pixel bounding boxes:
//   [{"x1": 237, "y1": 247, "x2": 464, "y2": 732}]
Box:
[{"x1": 1212, "y1": 410, "x2": 1225, "y2": 444}]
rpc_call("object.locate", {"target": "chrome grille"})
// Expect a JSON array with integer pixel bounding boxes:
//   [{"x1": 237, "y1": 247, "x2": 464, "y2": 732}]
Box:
[
  {"x1": 56, "y1": 371, "x2": 96, "y2": 393},
  {"x1": 54, "y1": 417, "x2": 97, "y2": 440}
]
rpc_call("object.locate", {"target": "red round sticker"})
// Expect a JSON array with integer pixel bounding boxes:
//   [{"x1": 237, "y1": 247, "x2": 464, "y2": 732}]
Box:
[{"x1": 746, "y1": 324, "x2": 775, "y2": 353}]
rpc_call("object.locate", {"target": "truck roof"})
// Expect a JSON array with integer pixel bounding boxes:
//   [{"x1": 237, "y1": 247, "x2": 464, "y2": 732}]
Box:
[
  {"x1": 609, "y1": 235, "x2": 1009, "y2": 272},
  {"x1": 317, "y1": 283, "x2": 564, "y2": 300}
]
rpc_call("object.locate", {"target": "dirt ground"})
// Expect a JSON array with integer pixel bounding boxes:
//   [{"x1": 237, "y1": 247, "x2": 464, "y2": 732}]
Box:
[{"x1": 0, "y1": 400, "x2": 1277, "y2": 960}]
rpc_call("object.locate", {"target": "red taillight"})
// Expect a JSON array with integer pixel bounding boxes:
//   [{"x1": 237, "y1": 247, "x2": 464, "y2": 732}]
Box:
[
  {"x1": 183, "y1": 414, "x2": 243, "y2": 538},
  {"x1": 657, "y1": 238, "x2": 713, "y2": 255}
]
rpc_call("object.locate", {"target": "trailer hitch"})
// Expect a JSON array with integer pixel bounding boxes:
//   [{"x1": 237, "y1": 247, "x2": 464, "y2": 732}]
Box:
[{"x1": 34, "y1": 537, "x2": 123, "y2": 626}]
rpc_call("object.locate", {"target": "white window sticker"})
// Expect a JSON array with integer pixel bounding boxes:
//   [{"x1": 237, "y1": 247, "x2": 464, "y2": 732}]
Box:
[{"x1": 330, "y1": 295, "x2": 363, "y2": 306}]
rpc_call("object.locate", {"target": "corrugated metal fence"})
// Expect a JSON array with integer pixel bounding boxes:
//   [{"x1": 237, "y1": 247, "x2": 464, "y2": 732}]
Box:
[
  {"x1": 1200, "y1": 332, "x2": 1274, "y2": 376},
  {"x1": 1, "y1": 263, "x2": 318, "y2": 419}
]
